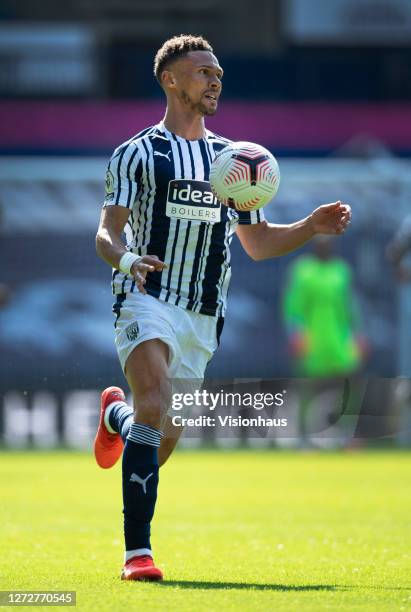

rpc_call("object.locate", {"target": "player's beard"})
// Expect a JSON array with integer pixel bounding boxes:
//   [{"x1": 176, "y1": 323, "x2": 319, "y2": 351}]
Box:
[{"x1": 181, "y1": 90, "x2": 217, "y2": 116}]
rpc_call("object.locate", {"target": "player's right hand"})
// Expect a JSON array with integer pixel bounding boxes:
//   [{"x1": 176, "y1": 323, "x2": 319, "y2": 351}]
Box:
[{"x1": 131, "y1": 255, "x2": 167, "y2": 294}]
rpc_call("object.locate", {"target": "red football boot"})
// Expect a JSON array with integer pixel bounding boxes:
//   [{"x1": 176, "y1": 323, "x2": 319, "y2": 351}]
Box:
[
  {"x1": 94, "y1": 386, "x2": 126, "y2": 469},
  {"x1": 121, "y1": 555, "x2": 163, "y2": 581}
]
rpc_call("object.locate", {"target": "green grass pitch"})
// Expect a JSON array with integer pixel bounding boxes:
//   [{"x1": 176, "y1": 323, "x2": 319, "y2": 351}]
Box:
[{"x1": 1, "y1": 449, "x2": 410, "y2": 611}]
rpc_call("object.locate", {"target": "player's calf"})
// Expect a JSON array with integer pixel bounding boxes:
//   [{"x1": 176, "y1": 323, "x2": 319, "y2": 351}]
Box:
[{"x1": 133, "y1": 387, "x2": 170, "y2": 429}]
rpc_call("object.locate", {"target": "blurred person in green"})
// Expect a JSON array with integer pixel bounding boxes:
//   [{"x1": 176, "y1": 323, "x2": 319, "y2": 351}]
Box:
[
  {"x1": 386, "y1": 216, "x2": 411, "y2": 445},
  {"x1": 386, "y1": 215, "x2": 411, "y2": 377},
  {"x1": 283, "y1": 237, "x2": 367, "y2": 446},
  {"x1": 283, "y1": 236, "x2": 365, "y2": 377}
]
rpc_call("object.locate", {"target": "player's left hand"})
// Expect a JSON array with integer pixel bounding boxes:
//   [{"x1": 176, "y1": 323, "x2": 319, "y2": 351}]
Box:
[
  {"x1": 131, "y1": 254, "x2": 167, "y2": 295},
  {"x1": 310, "y1": 201, "x2": 352, "y2": 235}
]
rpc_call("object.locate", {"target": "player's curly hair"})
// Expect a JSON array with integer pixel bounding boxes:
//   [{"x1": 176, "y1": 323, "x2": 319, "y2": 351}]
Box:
[{"x1": 154, "y1": 34, "x2": 213, "y2": 84}]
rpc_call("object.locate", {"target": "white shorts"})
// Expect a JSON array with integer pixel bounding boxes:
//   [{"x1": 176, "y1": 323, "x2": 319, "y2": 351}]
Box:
[{"x1": 113, "y1": 292, "x2": 222, "y2": 380}]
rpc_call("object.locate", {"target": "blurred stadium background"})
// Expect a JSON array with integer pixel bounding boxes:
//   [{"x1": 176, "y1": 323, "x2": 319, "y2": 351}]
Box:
[{"x1": 1, "y1": 0, "x2": 411, "y2": 449}]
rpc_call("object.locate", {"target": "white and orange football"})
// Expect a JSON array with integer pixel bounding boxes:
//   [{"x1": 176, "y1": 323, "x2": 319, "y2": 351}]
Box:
[{"x1": 209, "y1": 141, "x2": 280, "y2": 212}]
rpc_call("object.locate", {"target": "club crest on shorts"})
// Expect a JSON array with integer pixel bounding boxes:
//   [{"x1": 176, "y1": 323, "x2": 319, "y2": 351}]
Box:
[{"x1": 126, "y1": 322, "x2": 139, "y2": 342}]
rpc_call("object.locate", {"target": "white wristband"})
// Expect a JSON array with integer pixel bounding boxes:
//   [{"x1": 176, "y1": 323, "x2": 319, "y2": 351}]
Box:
[{"x1": 119, "y1": 252, "x2": 142, "y2": 275}]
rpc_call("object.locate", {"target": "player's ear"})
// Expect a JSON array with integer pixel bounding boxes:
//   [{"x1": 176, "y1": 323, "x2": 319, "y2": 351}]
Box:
[{"x1": 161, "y1": 70, "x2": 176, "y2": 89}]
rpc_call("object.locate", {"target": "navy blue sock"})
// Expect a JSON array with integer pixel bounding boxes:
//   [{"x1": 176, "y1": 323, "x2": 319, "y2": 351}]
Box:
[
  {"x1": 108, "y1": 402, "x2": 133, "y2": 443},
  {"x1": 122, "y1": 422, "x2": 163, "y2": 552}
]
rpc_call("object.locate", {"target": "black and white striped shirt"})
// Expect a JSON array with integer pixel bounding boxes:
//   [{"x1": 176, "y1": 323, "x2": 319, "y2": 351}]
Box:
[{"x1": 104, "y1": 121, "x2": 264, "y2": 317}]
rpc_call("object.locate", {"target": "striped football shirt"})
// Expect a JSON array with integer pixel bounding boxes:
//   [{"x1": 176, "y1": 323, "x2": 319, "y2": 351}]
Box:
[{"x1": 104, "y1": 121, "x2": 264, "y2": 317}]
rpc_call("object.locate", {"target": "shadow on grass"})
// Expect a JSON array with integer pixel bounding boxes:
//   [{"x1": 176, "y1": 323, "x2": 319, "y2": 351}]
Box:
[
  {"x1": 159, "y1": 580, "x2": 339, "y2": 592},
  {"x1": 158, "y1": 582, "x2": 411, "y2": 592}
]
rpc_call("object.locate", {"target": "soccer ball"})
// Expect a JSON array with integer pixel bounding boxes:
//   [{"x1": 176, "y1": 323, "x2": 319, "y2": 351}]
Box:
[{"x1": 209, "y1": 141, "x2": 280, "y2": 212}]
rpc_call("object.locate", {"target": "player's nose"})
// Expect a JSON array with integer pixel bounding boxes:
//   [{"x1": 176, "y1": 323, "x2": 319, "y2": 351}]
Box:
[{"x1": 209, "y1": 77, "x2": 221, "y2": 90}]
